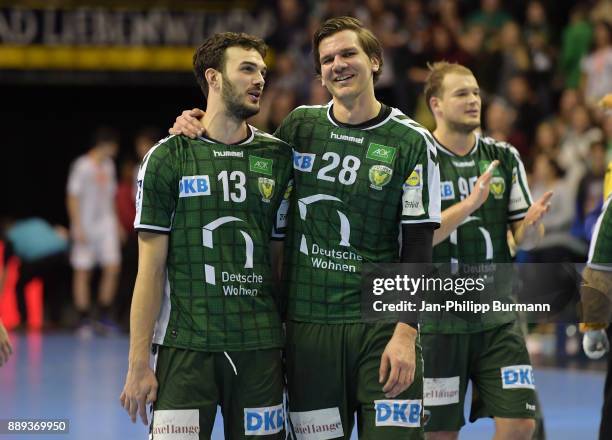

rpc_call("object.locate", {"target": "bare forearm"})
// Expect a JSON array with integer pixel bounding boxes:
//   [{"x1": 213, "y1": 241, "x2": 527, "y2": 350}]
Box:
[
  {"x1": 433, "y1": 198, "x2": 476, "y2": 245},
  {"x1": 128, "y1": 233, "x2": 169, "y2": 370},
  {"x1": 128, "y1": 271, "x2": 164, "y2": 370}
]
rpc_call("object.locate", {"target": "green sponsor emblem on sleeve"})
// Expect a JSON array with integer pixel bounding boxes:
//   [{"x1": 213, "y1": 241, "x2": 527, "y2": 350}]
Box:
[
  {"x1": 249, "y1": 155, "x2": 273, "y2": 176},
  {"x1": 366, "y1": 143, "x2": 396, "y2": 164},
  {"x1": 258, "y1": 177, "x2": 275, "y2": 202}
]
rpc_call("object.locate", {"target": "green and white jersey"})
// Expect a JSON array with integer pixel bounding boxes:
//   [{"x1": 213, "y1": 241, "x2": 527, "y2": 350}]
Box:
[
  {"x1": 588, "y1": 194, "x2": 612, "y2": 271},
  {"x1": 134, "y1": 128, "x2": 293, "y2": 352},
  {"x1": 424, "y1": 134, "x2": 533, "y2": 334},
  {"x1": 275, "y1": 103, "x2": 441, "y2": 323}
]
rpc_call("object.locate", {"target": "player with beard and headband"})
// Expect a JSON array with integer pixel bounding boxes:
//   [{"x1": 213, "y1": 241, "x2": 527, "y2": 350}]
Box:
[
  {"x1": 170, "y1": 17, "x2": 441, "y2": 439},
  {"x1": 120, "y1": 33, "x2": 293, "y2": 439},
  {"x1": 421, "y1": 61, "x2": 553, "y2": 440}
]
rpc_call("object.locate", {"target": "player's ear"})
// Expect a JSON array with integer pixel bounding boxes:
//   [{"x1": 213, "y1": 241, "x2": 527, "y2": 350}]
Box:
[
  {"x1": 430, "y1": 96, "x2": 440, "y2": 115},
  {"x1": 205, "y1": 68, "x2": 220, "y2": 92},
  {"x1": 371, "y1": 57, "x2": 380, "y2": 72}
]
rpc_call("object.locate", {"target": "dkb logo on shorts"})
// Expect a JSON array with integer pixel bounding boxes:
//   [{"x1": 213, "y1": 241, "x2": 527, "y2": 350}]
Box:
[
  {"x1": 244, "y1": 404, "x2": 284, "y2": 436},
  {"x1": 501, "y1": 365, "x2": 535, "y2": 389},
  {"x1": 374, "y1": 399, "x2": 422, "y2": 428}
]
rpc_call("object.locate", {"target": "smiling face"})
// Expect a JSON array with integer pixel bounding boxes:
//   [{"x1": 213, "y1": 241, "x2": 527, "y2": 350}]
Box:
[
  {"x1": 219, "y1": 46, "x2": 266, "y2": 120},
  {"x1": 431, "y1": 72, "x2": 481, "y2": 133},
  {"x1": 318, "y1": 30, "x2": 379, "y2": 102}
]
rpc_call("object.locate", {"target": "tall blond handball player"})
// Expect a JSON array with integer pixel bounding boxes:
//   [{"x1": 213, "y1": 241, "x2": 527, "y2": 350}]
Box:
[
  {"x1": 171, "y1": 17, "x2": 441, "y2": 440},
  {"x1": 421, "y1": 62, "x2": 553, "y2": 440},
  {"x1": 120, "y1": 33, "x2": 293, "y2": 439}
]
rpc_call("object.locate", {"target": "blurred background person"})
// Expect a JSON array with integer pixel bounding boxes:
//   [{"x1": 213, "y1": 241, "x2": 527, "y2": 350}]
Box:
[
  {"x1": 0, "y1": 216, "x2": 70, "y2": 329},
  {"x1": 66, "y1": 126, "x2": 121, "y2": 337}
]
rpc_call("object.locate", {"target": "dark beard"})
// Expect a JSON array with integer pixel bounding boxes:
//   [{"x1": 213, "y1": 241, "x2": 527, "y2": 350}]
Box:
[
  {"x1": 447, "y1": 119, "x2": 480, "y2": 134},
  {"x1": 222, "y1": 73, "x2": 259, "y2": 120}
]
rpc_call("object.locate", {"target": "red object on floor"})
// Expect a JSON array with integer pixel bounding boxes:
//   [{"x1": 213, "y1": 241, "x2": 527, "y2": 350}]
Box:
[{"x1": 0, "y1": 242, "x2": 43, "y2": 330}]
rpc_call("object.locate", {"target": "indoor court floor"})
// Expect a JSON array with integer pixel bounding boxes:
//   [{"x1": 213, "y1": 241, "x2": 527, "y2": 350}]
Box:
[{"x1": 0, "y1": 332, "x2": 604, "y2": 439}]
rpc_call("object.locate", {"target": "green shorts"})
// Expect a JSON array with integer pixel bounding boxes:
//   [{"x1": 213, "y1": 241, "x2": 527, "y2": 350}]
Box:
[
  {"x1": 421, "y1": 321, "x2": 537, "y2": 432},
  {"x1": 285, "y1": 321, "x2": 424, "y2": 440},
  {"x1": 151, "y1": 346, "x2": 285, "y2": 439}
]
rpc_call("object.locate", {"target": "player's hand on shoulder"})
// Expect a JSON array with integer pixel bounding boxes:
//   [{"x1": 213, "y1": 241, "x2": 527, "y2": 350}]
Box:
[
  {"x1": 169, "y1": 108, "x2": 205, "y2": 138},
  {"x1": 379, "y1": 324, "x2": 417, "y2": 398},
  {"x1": 120, "y1": 365, "x2": 158, "y2": 425}
]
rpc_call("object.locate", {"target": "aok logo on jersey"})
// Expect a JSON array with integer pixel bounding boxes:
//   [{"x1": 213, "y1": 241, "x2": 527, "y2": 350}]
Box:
[
  {"x1": 249, "y1": 155, "x2": 273, "y2": 176},
  {"x1": 501, "y1": 365, "x2": 535, "y2": 389},
  {"x1": 258, "y1": 177, "x2": 275, "y2": 203},
  {"x1": 244, "y1": 404, "x2": 284, "y2": 436},
  {"x1": 374, "y1": 400, "x2": 422, "y2": 428},
  {"x1": 369, "y1": 165, "x2": 393, "y2": 190},
  {"x1": 366, "y1": 143, "x2": 397, "y2": 164},
  {"x1": 179, "y1": 175, "x2": 211, "y2": 197}
]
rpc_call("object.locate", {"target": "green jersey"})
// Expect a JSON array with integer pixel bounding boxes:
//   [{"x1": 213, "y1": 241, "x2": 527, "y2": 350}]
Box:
[
  {"x1": 423, "y1": 134, "x2": 533, "y2": 334},
  {"x1": 134, "y1": 128, "x2": 293, "y2": 352},
  {"x1": 588, "y1": 194, "x2": 612, "y2": 271},
  {"x1": 275, "y1": 103, "x2": 441, "y2": 323}
]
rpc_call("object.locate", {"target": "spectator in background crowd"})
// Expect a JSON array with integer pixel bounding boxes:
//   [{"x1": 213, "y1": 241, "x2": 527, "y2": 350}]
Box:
[
  {"x1": 558, "y1": 104, "x2": 602, "y2": 188},
  {"x1": 528, "y1": 154, "x2": 587, "y2": 261},
  {"x1": 532, "y1": 120, "x2": 560, "y2": 156},
  {"x1": 0, "y1": 217, "x2": 70, "y2": 329},
  {"x1": 573, "y1": 141, "x2": 609, "y2": 242},
  {"x1": 467, "y1": 0, "x2": 511, "y2": 45},
  {"x1": 493, "y1": 21, "x2": 531, "y2": 98},
  {"x1": 66, "y1": 127, "x2": 121, "y2": 337},
  {"x1": 484, "y1": 96, "x2": 529, "y2": 153},
  {"x1": 580, "y1": 21, "x2": 612, "y2": 107},
  {"x1": 506, "y1": 74, "x2": 541, "y2": 154},
  {"x1": 560, "y1": 5, "x2": 592, "y2": 89}
]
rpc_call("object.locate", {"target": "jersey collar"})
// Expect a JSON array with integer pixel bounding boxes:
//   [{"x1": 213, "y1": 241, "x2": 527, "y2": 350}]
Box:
[
  {"x1": 327, "y1": 102, "x2": 392, "y2": 130},
  {"x1": 197, "y1": 124, "x2": 255, "y2": 145},
  {"x1": 433, "y1": 132, "x2": 480, "y2": 157}
]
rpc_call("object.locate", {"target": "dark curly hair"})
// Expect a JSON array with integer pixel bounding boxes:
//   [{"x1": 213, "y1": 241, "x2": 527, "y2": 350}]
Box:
[{"x1": 193, "y1": 32, "x2": 267, "y2": 98}]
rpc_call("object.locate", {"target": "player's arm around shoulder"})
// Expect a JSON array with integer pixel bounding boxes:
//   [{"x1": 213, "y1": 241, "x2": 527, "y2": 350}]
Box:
[{"x1": 120, "y1": 231, "x2": 169, "y2": 425}]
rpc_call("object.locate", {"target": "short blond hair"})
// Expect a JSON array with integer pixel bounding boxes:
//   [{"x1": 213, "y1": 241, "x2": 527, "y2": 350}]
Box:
[{"x1": 424, "y1": 62, "x2": 474, "y2": 112}]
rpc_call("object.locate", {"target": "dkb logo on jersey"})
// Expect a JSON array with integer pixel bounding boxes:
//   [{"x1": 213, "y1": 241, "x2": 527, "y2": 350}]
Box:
[
  {"x1": 440, "y1": 181, "x2": 455, "y2": 200},
  {"x1": 369, "y1": 165, "x2": 393, "y2": 190},
  {"x1": 293, "y1": 150, "x2": 316, "y2": 172},
  {"x1": 244, "y1": 404, "x2": 284, "y2": 436},
  {"x1": 501, "y1": 365, "x2": 535, "y2": 389},
  {"x1": 179, "y1": 175, "x2": 211, "y2": 197},
  {"x1": 202, "y1": 217, "x2": 253, "y2": 285},
  {"x1": 490, "y1": 177, "x2": 505, "y2": 199},
  {"x1": 258, "y1": 177, "x2": 275, "y2": 202},
  {"x1": 374, "y1": 400, "x2": 422, "y2": 428},
  {"x1": 366, "y1": 143, "x2": 396, "y2": 164}
]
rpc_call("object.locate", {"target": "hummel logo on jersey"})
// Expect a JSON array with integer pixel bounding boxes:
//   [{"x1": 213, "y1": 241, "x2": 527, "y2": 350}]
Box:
[
  {"x1": 452, "y1": 160, "x2": 475, "y2": 167},
  {"x1": 179, "y1": 176, "x2": 211, "y2": 197},
  {"x1": 213, "y1": 150, "x2": 244, "y2": 158},
  {"x1": 330, "y1": 132, "x2": 364, "y2": 144},
  {"x1": 366, "y1": 143, "x2": 396, "y2": 164}
]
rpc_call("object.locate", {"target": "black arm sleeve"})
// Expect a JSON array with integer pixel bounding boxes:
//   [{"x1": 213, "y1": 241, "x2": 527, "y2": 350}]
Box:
[{"x1": 398, "y1": 223, "x2": 435, "y2": 327}]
